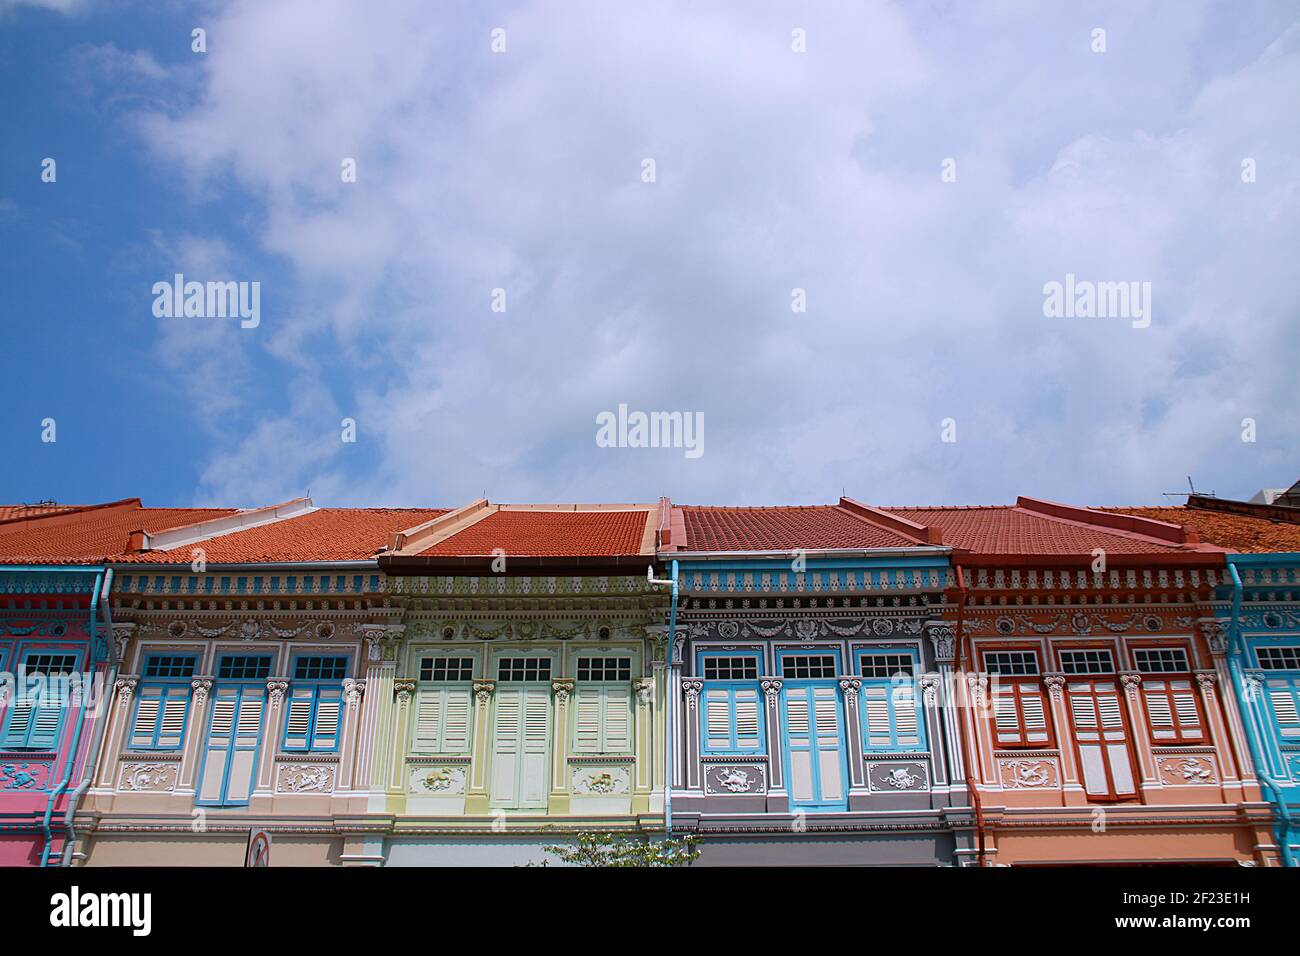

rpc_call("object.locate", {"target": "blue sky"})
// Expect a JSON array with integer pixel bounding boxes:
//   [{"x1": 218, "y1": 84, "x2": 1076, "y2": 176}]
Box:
[{"x1": 1, "y1": 0, "x2": 1297, "y2": 510}]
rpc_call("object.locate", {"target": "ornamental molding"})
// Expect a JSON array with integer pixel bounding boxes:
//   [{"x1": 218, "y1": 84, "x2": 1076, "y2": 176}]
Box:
[
  {"x1": 342, "y1": 678, "x2": 366, "y2": 705},
  {"x1": 967, "y1": 610, "x2": 1195, "y2": 637},
  {"x1": 1119, "y1": 672, "x2": 1142, "y2": 698},
  {"x1": 266, "y1": 679, "x2": 289, "y2": 709},
  {"x1": 551, "y1": 680, "x2": 575, "y2": 703},
  {"x1": 1043, "y1": 674, "x2": 1067, "y2": 701},
  {"x1": 681, "y1": 679, "x2": 704, "y2": 708},
  {"x1": 683, "y1": 615, "x2": 928, "y2": 643},
  {"x1": 190, "y1": 678, "x2": 213, "y2": 704},
  {"x1": 632, "y1": 677, "x2": 654, "y2": 706},
  {"x1": 276, "y1": 764, "x2": 336, "y2": 794},
  {"x1": 394, "y1": 679, "x2": 417, "y2": 704},
  {"x1": 472, "y1": 679, "x2": 496, "y2": 704},
  {"x1": 760, "y1": 678, "x2": 782, "y2": 700},
  {"x1": 919, "y1": 674, "x2": 940, "y2": 705},
  {"x1": 390, "y1": 574, "x2": 657, "y2": 600}
]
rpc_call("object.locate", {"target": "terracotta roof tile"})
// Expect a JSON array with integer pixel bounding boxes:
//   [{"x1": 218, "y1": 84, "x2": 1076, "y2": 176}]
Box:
[
  {"x1": 1103, "y1": 506, "x2": 1300, "y2": 554},
  {"x1": 885, "y1": 503, "x2": 1202, "y2": 555},
  {"x1": 679, "y1": 505, "x2": 919, "y2": 551},
  {"x1": 0, "y1": 504, "x2": 85, "y2": 522},
  {"x1": 113, "y1": 508, "x2": 449, "y2": 564},
  {"x1": 0, "y1": 503, "x2": 236, "y2": 565},
  {"x1": 419, "y1": 509, "x2": 650, "y2": 557}
]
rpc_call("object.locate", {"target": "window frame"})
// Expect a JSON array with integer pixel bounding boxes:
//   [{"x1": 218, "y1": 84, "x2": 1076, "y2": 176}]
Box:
[
  {"x1": 0, "y1": 649, "x2": 81, "y2": 751},
  {"x1": 855, "y1": 648, "x2": 926, "y2": 753},
  {"x1": 697, "y1": 649, "x2": 764, "y2": 756},
  {"x1": 129, "y1": 652, "x2": 199, "y2": 751},
  {"x1": 983, "y1": 647, "x2": 1053, "y2": 749},
  {"x1": 282, "y1": 654, "x2": 349, "y2": 754}
]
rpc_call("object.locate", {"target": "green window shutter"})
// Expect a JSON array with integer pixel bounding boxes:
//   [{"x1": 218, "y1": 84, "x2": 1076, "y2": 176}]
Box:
[
  {"x1": 601, "y1": 685, "x2": 633, "y2": 754},
  {"x1": 573, "y1": 686, "x2": 604, "y2": 753}
]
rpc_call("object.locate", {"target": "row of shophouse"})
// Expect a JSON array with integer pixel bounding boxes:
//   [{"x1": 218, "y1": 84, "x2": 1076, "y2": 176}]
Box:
[{"x1": 0, "y1": 486, "x2": 1298, "y2": 866}]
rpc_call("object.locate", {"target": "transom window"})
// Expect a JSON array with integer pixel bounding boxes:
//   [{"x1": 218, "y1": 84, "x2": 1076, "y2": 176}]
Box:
[
  {"x1": 143, "y1": 655, "x2": 197, "y2": 680},
  {"x1": 577, "y1": 657, "x2": 631, "y2": 681},
  {"x1": 984, "y1": 651, "x2": 1040, "y2": 676},
  {"x1": 859, "y1": 654, "x2": 915, "y2": 678},
  {"x1": 779, "y1": 654, "x2": 838, "y2": 679},
  {"x1": 293, "y1": 656, "x2": 348, "y2": 681},
  {"x1": 1132, "y1": 648, "x2": 1190, "y2": 673},
  {"x1": 1059, "y1": 649, "x2": 1115, "y2": 675},
  {"x1": 702, "y1": 656, "x2": 759, "y2": 681},
  {"x1": 497, "y1": 657, "x2": 552, "y2": 682},
  {"x1": 1257, "y1": 647, "x2": 1300, "y2": 671},
  {"x1": 18, "y1": 653, "x2": 77, "y2": 676},
  {"x1": 420, "y1": 657, "x2": 474, "y2": 682},
  {"x1": 217, "y1": 656, "x2": 272, "y2": 680}
]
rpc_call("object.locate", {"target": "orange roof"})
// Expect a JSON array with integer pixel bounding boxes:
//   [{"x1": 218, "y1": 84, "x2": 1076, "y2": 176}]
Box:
[
  {"x1": 676, "y1": 504, "x2": 923, "y2": 551},
  {"x1": 884, "y1": 497, "x2": 1217, "y2": 558},
  {"x1": 0, "y1": 503, "x2": 86, "y2": 522},
  {"x1": 1103, "y1": 506, "x2": 1300, "y2": 554},
  {"x1": 113, "y1": 507, "x2": 448, "y2": 564},
  {"x1": 0, "y1": 500, "x2": 235, "y2": 565},
  {"x1": 417, "y1": 507, "x2": 653, "y2": 557}
]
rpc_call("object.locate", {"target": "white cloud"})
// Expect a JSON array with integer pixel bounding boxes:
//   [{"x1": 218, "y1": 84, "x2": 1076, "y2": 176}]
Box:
[{"x1": 127, "y1": 0, "x2": 1300, "y2": 507}]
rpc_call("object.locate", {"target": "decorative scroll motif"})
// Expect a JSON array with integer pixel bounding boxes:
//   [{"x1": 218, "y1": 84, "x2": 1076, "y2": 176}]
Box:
[
  {"x1": 472, "y1": 679, "x2": 496, "y2": 704},
  {"x1": 966, "y1": 673, "x2": 988, "y2": 706},
  {"x1": 120, "y1": 763, "x2": 178, "y2": 792},
  {"x1": 971, "y1": 611, "x2": 1195, "y2": 637},
  {"x1": 998, "y1": 758, "x2": 1059, "y2": 789},
  {"x1": 760, "y1": 678, "x2": 782, "y2": 701},
  {"x1": 1, "y1": 762, "x2": 52, "y2": 791},
  {"x1": 551, "y1": 680, "x2": 575, "y2": 704},
  {"x1": 266, "y1": 680, "x2": 289, "y2": 710},
  {"x1": 632, "y1": 677, "x2": 654, "y2": 706},
  {"x1": 1157, "y1": 755, "x2": 1216, "y2": 785},
  {"x1": 919, "y1": 674, "x2": 940, "y2": 705},
  {"x1": 1044, "y1": 674, "x2": 1067, "y2": 701},
  {"x1": 838, "y1": 677, "x2": 862, "y2": 702},
  {"x1": 687, "y1": 616, "x2": 927, "y2": 642},
  {"x1": 410, "y1": 766, "x2": 466, "y2": 795},
  {"x1": 705, "y1": 764, "x2": 766, "y2": 795},
  {"x1": 191, "y1": 678, "x2": 213, "y2": 705},
  {"x1": 1198, "y1": 619, "x2": 1229, "y2": 653},
  {"x1": 276, "y1": 764, "x2": 336, "y2": 793},
  {"x1": 1120, "y1": 673, "x2": 1142, "y2": 699},
  {"x1": 343, "y1": 678, "x2": 366, "y2": 705},
  {"x1": 1195, "y1": 672, "x2": 1218, "y2": 693},
  {"x1": 926, "y1": 623, "x2": 956, "y2": 662},
  {"x1": 573, "y1": 767, "x2": 630, "y2": 795},
  {"x1": 394, "y1": 679, "x2": 416, "y2": 704},
  {"x1": 867, "y1": 761, "x2": 928, "y2": 792},
  {"x1": 682, "y1": 679, "x2": 703, "y2": 709},
  {"x1": 115, "y1": 676, "x2": 139, "y2": 707}
]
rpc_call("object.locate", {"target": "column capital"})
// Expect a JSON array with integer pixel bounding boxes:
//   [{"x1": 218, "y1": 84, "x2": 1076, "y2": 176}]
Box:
[
  {"x1": 190, "y1": 677, "x2": 213, "y2": 704},
  {"x1": 925, "y1": 621, "x2": 957, "y2": 663},
  {"x1": 472, "y1": 679, "x2": 496, "y2": 704},
  {"x1": 394, "y1": 678, "x2": 416, "y2": 704},
  {"x1": 632, "y1": 676, "x2": 655, "y2": 706},
  {"x1": 551, "y1": 679, "x2": 575, "y2": 703},
  {"x1": 266, "y1": 679, "x2": 290, "y2": 708}
]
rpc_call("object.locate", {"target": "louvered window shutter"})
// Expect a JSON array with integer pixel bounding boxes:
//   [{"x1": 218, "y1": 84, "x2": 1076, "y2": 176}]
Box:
[
  {"x1": 1143, "y1": 679, "x2": 1204, "y2": 743},
  {"x1": 1, "y1": 698, "x2": 35, "y2": 748},
  {"x1": 993, "y1": 681, "x2": 1049, "y2": 746},
  {"x1": 158, "y1": 690, "x2": 189, "y2": 749},
  {"x1": 733, "y1": 688, "x2": 761, "y2": 750},
  {"x1": 283, "y1": 687, "x2": 315, "y2": 751},
  {"x1": 27, "y1": 702, "x2": 63, "y2": 749},
  {"x1": 311, "y1": 687, "x2": 342, "y2": 750},
  {"x1": 891, "y1": 682, "x2": 921, "y2": 748},
  {"x1": 704, "y1": 689, "x2": 732, "y2": 751},
  {"x1": 131, "y1": 689, "x2": 163, "y2": 749},
  {"x1": 602, "y1": 685, "x2": 633, "y2": 754},
  {"x1": 574, "y1": 687, "x2": 603, "y2": 753},
  {"x1": 1269, "y1": 681, "x2": 1300, "y2": 740},
  {"x1": 863, "y1": 685, "x2": 893, "y2": 748}
]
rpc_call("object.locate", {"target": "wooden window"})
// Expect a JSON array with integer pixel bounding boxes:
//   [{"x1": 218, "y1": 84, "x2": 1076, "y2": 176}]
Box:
[
  {"x1": 130, "y1": 655, "x2": 197, "y2": 750},
  {"x1": 419, "y1": 657, "x2": 474, "y2": 682},
  {"x1": 283, "y1": 656, "x2": 347, "y2": 752},
  {"x1": 497, "y1": 658, "x2": 552, "y2": 682},
  {"x1": 702, "y1": 687, "x2": 763, "y2": 754},
  {"x1": 702, "y1": 656, "x2": 759, "y2": 680},
  {"x1": 1068, "y1": 680, "x2": 1137, "y2": 800},
  {"x1": 985, "y1": 650, "x2": 1050, "y2": 747},
  {"x1": 1, "y1": 652, "x2": 78, "y2": 750},
  {"x1": 1059, "y1": 649, "x2": 1116, "y2": 675},
  {"x1": 858, "y1": 651, "x2": 924, "y2": 751},
  {"x1": 1132, "y1": 646, "x2": 1204, "y2": 743},
  {"x1": 779, "y1": 655, "x2": 838, "y2": 679}
]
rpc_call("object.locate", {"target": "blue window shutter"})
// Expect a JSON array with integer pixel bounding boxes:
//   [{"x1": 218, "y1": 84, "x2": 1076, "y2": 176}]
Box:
[
  {"x1": 283, "y1": 687, "x2": 315, "y2": 751},
  {"x1": 310, "y1": 687, "x2": 342, "y2": 751},
  {"x1": 27, "y1": 702, "x2": 63, "y2": 749},
  {"x1": 157, "y1": 688, "x2": 190, "y2": 749},
  {"x1": 2, "y1": 699, "x2": 36, "y2": 748},
  {"x1": 131, "y1": 688, "x2": 163, "y2": 749},
  {"x1": 702, "y1": 687, "x2": 762, "y2": 754}
]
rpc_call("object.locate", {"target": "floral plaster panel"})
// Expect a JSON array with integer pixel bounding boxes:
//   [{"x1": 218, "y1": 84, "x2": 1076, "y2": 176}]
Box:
[
  {"x1": 1157, "y1": 755, "x2": 1217, "y2": 785},
  {"x1": 572, "y1": 767, "x2": 630, "y2": 795},
  {"x1": 276, "y1": 764, "x2": 336, "y2": 794},
  {"x1": 997, "y1": 757, "x2": 1060, "y2": 789},
  {"x1": 704, "y1": 764, "x2": 767, "y2": 795},
  {"x1": 1, "y1": 760, "x2": 54, "y2": 791},
  {"x1": 409, "y1": 766, "x2": 467, "y2": 795},
  {"x1": 119, "y1": 763, "x2": 178, "y2": 792},
  {"x1": 866, "y1": 761, "x2": 929, "y2": 792}
]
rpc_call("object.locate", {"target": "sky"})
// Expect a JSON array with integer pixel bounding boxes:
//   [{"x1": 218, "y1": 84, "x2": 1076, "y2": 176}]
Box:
[{"x1": 1, "y1": 0, "x2": 1297, "y2": 511}]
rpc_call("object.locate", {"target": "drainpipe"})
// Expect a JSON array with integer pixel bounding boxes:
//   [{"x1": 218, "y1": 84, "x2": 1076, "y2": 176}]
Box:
[
  {"x1": 1225, "y1": 561, "x2": 1296, "y2": 867},
  {"x1": 60, "y1": 568, "x2": 117, "y2": 866},
  {"x1": 40, "y1": 568, "x2": 104, "y2": 867},
  {"x1": 951, "y1": 564, "x2": 987, "y2": 866},
  {"x1": 647, "y1": 561, "x2": 679, "y2": 836}
]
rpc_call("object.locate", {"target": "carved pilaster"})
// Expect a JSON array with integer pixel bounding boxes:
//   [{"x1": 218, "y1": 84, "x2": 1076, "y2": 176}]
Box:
[
  {"x1": 110, "y1": 622, "x2": 137, "y2": 667},
  {"x1": 266, "y1": 679, "x2": 289, "y2": 710},
  {"x1": 838, "y1": 677, "x2": 862, "y2": 702},
  {"x1": 926, "y1": 622, "x2": 957, "y2": 664},
  {"x1": 681, "y1": 678, "x2": 703, "y2": 709},
  {"x1": 919, "y1": 674, "x2": 940, "y2": 706},
  {"x1": 394, "y1": 679, "x2": 416, "y2": 705},
  {"x1": 551, "y1": 679, "x2": 575, "y2": 704},
  {"x1": 1043, "y1": 673, "x2": 1066, "y2": 702},
  {"x1": 472, "y1": 679, "x2": 496, "y2": 704},
  {"x1": 190, "y1": 678, "x2": 213, "y2": 705},
  {"x1": 632, "y1": 677, "x2": 654, "y2": 706}
]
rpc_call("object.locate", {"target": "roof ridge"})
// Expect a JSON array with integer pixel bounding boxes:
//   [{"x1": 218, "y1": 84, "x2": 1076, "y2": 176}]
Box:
[
  {"x1": 1014, "y1": 496, "x2": 1213, "y2": 550},
  {"x1": 0, "y1": 497, "x2": 143, "y2": 531},
  {"x1": 837, "y1": 497, "x2": 943, "y2": 545}
]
